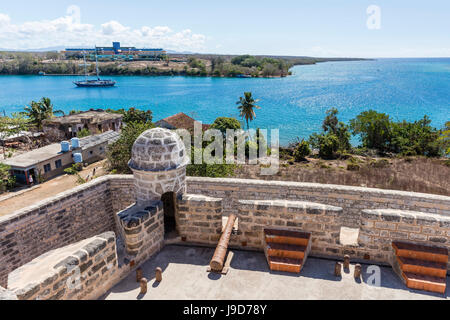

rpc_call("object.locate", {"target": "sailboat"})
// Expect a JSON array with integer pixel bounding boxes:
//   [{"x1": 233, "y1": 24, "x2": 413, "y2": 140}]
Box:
[{"x1": 74, "y1": 49, "x2": 116, "y2": 87}]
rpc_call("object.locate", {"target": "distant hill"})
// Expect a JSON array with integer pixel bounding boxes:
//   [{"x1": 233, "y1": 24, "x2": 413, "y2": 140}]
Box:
[{"x1": 0, "y1": 46, "x2": 65, "y2": 52}]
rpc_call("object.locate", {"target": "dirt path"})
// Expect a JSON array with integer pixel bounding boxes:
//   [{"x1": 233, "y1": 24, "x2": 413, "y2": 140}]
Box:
[{"x1": 0, "y1": 160, "x2": 107, "y2": 217}]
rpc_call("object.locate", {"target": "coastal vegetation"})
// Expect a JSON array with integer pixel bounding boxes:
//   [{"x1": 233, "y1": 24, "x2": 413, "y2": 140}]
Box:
[
  {"x1": 0, "y1": 51, "x2": 365, "y2": 78},
  {"x1": 1, "y1": 93, "x2": 448, "y2": 194}
]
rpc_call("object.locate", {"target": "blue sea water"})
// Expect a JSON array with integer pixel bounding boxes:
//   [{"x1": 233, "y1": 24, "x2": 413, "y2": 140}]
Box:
[{"x1": 0, "y1": 58, "x2": 449, "y2": 145}]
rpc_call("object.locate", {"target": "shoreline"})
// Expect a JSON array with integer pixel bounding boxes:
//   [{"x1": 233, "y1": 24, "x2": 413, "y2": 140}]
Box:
[{"x1": 0, "y1": 56, "x2": 371, "y2": 78}]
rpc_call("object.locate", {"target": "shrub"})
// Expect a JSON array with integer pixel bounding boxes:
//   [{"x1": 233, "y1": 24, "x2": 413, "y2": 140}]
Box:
[
  {"x1": 0, "y1": 163, "x2": 15, "y2": 192},
  {"x1": 64, "y1": 163, "x2": 83, "y2": 175},
  {"x1": 310, "y1": 133, "x2": 339, "y2": 159},
  {"x1": 186, "y1": 147, "x2": 236, "y2": 178},
  {"x1": 346, "y1": 163, "x2": 360, "y2": 171},
  {"x1": 77, "y1": 128, "x2": 91, "y2": 138},
  {"x1": 371, "y1": 159, "x2": 390, "y2": 168},
  {"x1": 293, "y1": 140, "x2": 311, "y2": 162},
  {"x1": 106, "y1": 121, "x2": 153, "y2": 173}
]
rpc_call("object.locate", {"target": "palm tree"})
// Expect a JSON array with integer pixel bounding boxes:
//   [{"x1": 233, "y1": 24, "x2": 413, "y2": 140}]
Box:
[
  {"x1": 23, "y1": 97, "x2": 64, "y2": 130},
  {"x1": 40, "y1": 97, "x2": 65, "y2": 116},
  {"x1": 23, "y1": 101, "x2": 45, "y2": 130},
  {"x1": 236, "y1": 92, "x2": 260, "y2": 130}
]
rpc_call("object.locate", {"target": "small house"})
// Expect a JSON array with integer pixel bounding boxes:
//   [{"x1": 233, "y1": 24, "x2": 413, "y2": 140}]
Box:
[{"x1": 2, "y1": 131, "x2": 120, "y2": 185}]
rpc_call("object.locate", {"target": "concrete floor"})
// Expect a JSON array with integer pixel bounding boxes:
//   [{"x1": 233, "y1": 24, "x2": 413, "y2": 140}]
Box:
[
  {"x1": 101, "y1": 245, "x2": 449, "y2": 300},
  {"x1": 0, "y1": 160, "x2": 106, "y2": 216}
]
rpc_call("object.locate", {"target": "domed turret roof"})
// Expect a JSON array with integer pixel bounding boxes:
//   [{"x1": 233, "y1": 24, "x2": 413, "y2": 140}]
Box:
[{"x1": 129, "y1": 128, "x2": 188, "y2": 172}]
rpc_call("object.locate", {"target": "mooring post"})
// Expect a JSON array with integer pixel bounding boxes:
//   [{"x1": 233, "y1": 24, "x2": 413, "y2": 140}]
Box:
[
  {"x1": 155, "y1": 267, "x2": 162, "y2": 282},
  {"x1": 334, "y1": 262, "x2": 342, "y2": 276},
  {"x1": 343, "y1": 255, "x2": 350, "y2": 269},
  {"x1": 140, "y1": 278, "x2": 147, "y2": 294},
  {"x1": 136, "y1": 267, "x2": 143, "y2": 282},
  {"x1": 354, "y1": 264, "x2": 362, "y2": 279}
]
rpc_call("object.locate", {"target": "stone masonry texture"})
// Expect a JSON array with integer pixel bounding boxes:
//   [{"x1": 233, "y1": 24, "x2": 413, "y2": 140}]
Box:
[{"x1": 1, "y1": 174, "x2": 449, "y2": 296}]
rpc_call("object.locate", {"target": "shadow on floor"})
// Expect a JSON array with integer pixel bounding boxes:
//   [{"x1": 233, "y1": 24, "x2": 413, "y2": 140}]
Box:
[
  {"x1": 100, "y1": 244, "x2": 449, "y2": 300},
  {"x1": 359, "y1": 264, "x2": 449, "y2": 299}
]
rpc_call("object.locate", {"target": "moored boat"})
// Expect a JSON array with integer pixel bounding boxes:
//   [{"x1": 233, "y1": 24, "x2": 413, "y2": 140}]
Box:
[{"x1": 74, "y1": 49, "x2": 116, "y2": 88}]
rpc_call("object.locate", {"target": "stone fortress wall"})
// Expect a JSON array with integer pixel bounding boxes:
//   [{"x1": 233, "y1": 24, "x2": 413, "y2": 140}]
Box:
[
  {"x1": 7, "y1": 232, "x2": 119, "y2": 300},
  {"x1": 1, "y1": 127, "x2": 449, "y2": 299},
  {"x1": 0, "y1": 177, "x2": 119, "y2": 289}
]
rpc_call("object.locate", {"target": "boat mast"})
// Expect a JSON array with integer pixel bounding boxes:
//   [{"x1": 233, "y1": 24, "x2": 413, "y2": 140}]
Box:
[
  {"x1": 95, "y1": 46, "x2": 100, "y2": 80},
  {"x1": 83, "y1": 51, "x2": 87, "y2": 81}
]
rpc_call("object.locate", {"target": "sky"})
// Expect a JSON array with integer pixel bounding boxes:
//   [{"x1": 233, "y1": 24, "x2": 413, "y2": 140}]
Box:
[{"x1": 0, "y1": 0, "x2": 449, "y2": 58}]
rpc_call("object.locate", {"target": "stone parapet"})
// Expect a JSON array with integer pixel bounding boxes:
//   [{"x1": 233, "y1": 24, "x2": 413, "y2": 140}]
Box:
[
  {"x1": 177, "y1": 194, "x2": 223, "y2": 245},
  {"x1": 359, "y1": 209, "x2": 450, "y2": 270},
  {"x1": 117, "y1": 202, "x2": 164, "y2": 265},
  {"x1": 186, "y1": 177, "x2": 450, "y2": 228},
  {"x1": 7, "y1": 232, "x2": 118, "y2": 300},
  {"x1": 0, "y1": 177, "x2": 118, "y2": 288},
  {"x1": 235, "y1": 199, "x2": 343, "y2": 251}
]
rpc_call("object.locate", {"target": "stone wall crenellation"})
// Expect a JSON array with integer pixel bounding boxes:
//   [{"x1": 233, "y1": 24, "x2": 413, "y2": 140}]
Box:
[
  {"x1": 186, "y1": 177, "x2": 450, "y2": 228},
  {"x1": 1, "y1": 174, "x2": 449, "y2": 298}
]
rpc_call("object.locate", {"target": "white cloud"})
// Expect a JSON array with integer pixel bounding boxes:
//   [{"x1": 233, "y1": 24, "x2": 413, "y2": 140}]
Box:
[
  {"x1": 101, "y1": 20, "x2": 129, "y2": 35},
  {"x1": 0, "y1": 6, "x2": 207, "y2": 51},
  {"x1": 0, "y1": 13, "x2": 11, "y2": 27}
]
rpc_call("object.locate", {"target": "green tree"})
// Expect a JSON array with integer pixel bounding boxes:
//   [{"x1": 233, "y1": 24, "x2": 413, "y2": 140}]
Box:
[
  {"x1": 106, "y1": 108, "x2": 152, "y2": 124},
  {"x1": 350, "y1": 110, "x2": 392, "y2": 152},
  {"x1": 106, "y1": 121, "x2": 153, "y2": 173},
  {"x1": 309, "y1": 108, "x2": 350, "y2": 159},
  {"x1": 39, "y1": 97, "x2": 64, "y2": 116},
  {"x1": 322, "y1": 108, "x2": 339, "y2": 133},
  {"x1": 23, "y1": 101, "x2": 46, "y2": 130},
  {"x1": 210, "y1": 117, "x2": 241, "y2": 136},
  {"x1": 293, "y1": 140, "x2": 311, "y2": 161},
  {"x1": 122, "y1": 108, "x2": 153, "y2": 124},
  {"x1": 439, "y1": 121, "x2": 450, "y2": 156},
  {"x1": 0, "y1": 163, "x2": 15, "y2": 192},
  {"x1": 237, "y1": 92, "x2": 260, "y2": 130},
  {"x1": 390, "y1": 116, "x2": 440, "y2": 156},
  {"x1": 22, "y1": 97, "x2": 63, "y2": 130},
  {"x1": 322, "y1": 108, "x2": 351, "y2": 152}
]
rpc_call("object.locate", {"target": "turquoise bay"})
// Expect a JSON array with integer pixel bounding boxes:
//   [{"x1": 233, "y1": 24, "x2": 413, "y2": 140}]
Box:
[{"x1": 1, "y1": 58, "x2": 449, "y2": 145}]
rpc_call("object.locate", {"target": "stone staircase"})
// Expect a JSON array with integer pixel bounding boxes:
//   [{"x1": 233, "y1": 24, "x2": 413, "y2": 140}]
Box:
[
  {"x1": 391, "y1": 241, "x2": 448, "y2": 294},
  {"x1": 264, "y1": 228, "x2": 312, "y2": 274}
]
